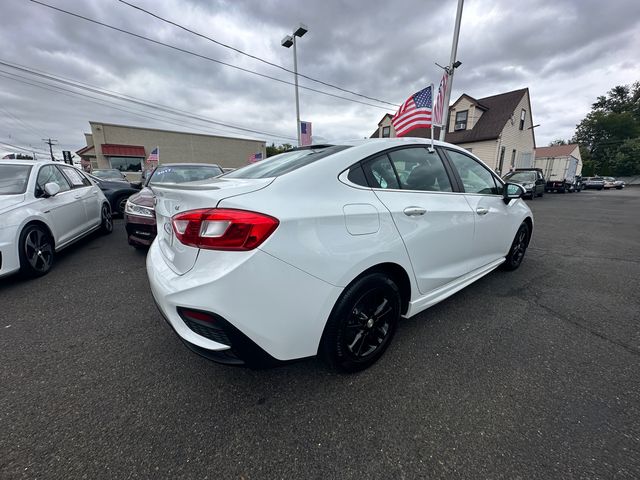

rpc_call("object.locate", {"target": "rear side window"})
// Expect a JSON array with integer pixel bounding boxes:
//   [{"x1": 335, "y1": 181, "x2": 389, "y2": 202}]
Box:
[
  {"x1": 446, "y1": 149, "x2": 502, "y2": 195},
  {"x1": 362, "y1": 155, "x2": 400, "y2": 189},
  {"x1": 60, "y1": 166, "x2": 91, "y2": 188},
  {"x1": 387, "y1": 148, "x2": 452, "y2": 192},
  {"x1": 225, "y1": 146, "x2": 350, "y2": 179}
]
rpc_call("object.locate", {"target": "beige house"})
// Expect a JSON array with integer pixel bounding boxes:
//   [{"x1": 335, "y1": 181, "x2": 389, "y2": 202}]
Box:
[
  {"x1": 76, "y1": 121, "x2": 266, "y2": 177},
  {"x1": 371, "y1": 88, "x2": 536, "y2": 175},
  {"x1": 534, "y1": 144, "x2": 582, "y2": 180}
]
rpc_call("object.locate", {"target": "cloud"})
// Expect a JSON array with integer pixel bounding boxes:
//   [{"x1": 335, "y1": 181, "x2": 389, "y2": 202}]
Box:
[{"x1": 1, "y1": 0, "x2": 639, "y2": 158}]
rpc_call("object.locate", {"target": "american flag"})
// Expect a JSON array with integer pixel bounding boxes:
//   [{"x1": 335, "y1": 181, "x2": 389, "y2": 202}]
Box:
[
  {"x1": 433, "y1": 72, "x2": 448, "y2": 126},
  {"x1": 145, "y1": 146, "x2": 159, "y2": 168},
  {"x1": 248, "y1": 152, "x2": 263, "y2": 163},
  {"x1": 300, "y1": 121, "x2": 312, "y2": 146},
  {"x1": 392, "y1": 86, "x2": 433, "y2": 137}
]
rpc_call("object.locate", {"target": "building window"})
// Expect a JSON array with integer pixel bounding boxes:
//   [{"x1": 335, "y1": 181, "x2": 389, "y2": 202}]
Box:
[
  {"x1": 109, "y1": 156, "x2": 143, "y2": 172},
  {"x1": 519, "y1": 109, "x2": 526, "y2": 130},
  {"x1": 382, "y1": 126, "x2": 391, "y2": 138},
  {"x1": 455, "y1": 110, "x2": 468, "y2": 130},
  {"x1": 498, "y1": 146, "x2": 506, "y2": 174},
  {"x1": 511, "y1": 149, "x2": 517, "y2": 168}
]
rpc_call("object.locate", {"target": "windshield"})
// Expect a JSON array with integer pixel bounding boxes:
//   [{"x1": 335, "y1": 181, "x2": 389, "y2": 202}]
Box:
[
  {"x1": 224, "y1": 146, "x2": 351, "y2": 179},
  {"x1": 148, "y1": 164, "x2": 223, "y2": 185},
  {"x1": 507, "y1": 172, "x2": 536, "y2": 183},
  {"x1": 0, "y1": 165, "x2": 32, "y2": 194}
]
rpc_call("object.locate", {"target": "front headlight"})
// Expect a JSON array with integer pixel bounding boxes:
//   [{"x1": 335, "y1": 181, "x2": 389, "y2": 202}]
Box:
[
  {"x1": 524, "y1": 183, "x2": 534, "y2": 189},
  {"x1": 125, "y1": 200, "x2": 155, "y2": 217}
]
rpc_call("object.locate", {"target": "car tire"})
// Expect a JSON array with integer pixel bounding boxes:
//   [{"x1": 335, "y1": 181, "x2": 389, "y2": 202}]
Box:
[
  {"x1": 116, "y1": 194, "x2": 129, "y2": 216},
  {"x1": 320, "y1": 273, "x2": 401, "y2": 373},
  {"x1": 538, "y1": 190, "x2": 544, "y2": 198},
  {"x1": 19, "y1": 224, "x2": 54, "y2": 278},
  {"x1": 502, "y1": 223, "x2": 530, "y2": 271},
  {"x1": 100, "y1": 203, "x2": 113, "y2": 234}
]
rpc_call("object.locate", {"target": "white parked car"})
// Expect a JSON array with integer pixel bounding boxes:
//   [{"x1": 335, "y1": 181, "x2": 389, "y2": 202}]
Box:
[
  {"x1": 0, "y1": 160, "x2": 112, "y2": 278},
  {"x1": 147, "y1": 139, "x2": 532, "y2": 372}
]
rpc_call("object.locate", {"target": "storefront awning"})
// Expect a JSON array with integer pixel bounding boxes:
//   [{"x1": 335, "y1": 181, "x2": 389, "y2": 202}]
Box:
[{"x1": 101, "y1": 144, "x2": 146, "y2": 157}]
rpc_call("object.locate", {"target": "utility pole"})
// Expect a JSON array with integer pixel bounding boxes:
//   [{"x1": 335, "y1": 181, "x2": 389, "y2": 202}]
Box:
[
  {"x1": 43, "y1": 138, "x2": 58, "y2": 161},
  {"x1": 439, "y1": 0, "x2": 464, "y2": 141}
]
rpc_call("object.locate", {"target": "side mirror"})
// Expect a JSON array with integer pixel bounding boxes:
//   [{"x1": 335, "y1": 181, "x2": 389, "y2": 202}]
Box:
[
  {"x1": 503, "y1": 182, "x2": 525, "y2": 204},
  {"x1": 44, "y1": 182, "x2": 61, "y2": 197}
]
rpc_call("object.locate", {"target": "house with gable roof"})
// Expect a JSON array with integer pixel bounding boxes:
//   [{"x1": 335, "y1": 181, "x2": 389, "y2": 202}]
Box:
[{"x1": 371, "y1": 88, "x2": 536, "y2": 175}]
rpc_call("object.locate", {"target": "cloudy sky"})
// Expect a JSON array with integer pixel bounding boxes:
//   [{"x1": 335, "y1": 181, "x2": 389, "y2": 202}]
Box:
[{"x1": 1, "y1": 0, "x2": 639, "y2": 159}]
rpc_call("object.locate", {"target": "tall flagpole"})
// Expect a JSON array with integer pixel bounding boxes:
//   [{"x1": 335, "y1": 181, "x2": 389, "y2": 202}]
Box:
[{"x1": 439, "y1": 0, "x2": 464, "y2": 141}]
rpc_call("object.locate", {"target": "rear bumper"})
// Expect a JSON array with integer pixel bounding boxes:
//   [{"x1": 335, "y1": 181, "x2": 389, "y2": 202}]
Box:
[
  {"x1": 125, "y1": 214, "x2": 157, "y2": 246},
  {"x1": 146, "y1": 240, "x2": 343, "y2": 364}
]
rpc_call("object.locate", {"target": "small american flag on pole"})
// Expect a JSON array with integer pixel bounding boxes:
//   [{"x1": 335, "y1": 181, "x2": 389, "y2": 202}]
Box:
[
  {"x1": 300, "y1": 121, "x2": 312, "y2": 146},
  {"x1": 248, "y1": 152, "x2": 263, "y2": 163},
  {"x1": 433, "y1": 72, "x2": 448, "y2": 126},
  {"x1": 392, "y1": 86, "x2": 433, "y2": 137},
  {"x1": 145, "y1": 146, "x2": 159, "y2": 169}
]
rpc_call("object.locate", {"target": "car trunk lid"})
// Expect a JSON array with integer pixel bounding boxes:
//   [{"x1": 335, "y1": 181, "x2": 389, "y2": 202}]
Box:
[{"x1": 151, "y1": 177, "x2": 274, "y2": 275}]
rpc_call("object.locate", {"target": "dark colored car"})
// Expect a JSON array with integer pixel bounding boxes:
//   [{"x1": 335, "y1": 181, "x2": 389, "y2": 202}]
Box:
[
  {"x1": 583, "y1": 177, "x2": 605, "y2": 190},
  {"x1": 92, "y1": 169, "x2": 129, "y2": 182},
  {"x1": 88, "y1": 174, "x2": 139, "y2": 216},
  {"x1": 502, "y1": 168, "x2": 545, "y2": 199},
  {"x1": 125, "y1": 163, "x2": 223, "y2": 248}
]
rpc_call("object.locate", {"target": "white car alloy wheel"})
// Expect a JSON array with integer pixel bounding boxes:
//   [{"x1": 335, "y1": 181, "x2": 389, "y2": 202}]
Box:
[
  {"x1": 19, "y1": 224, "x2": 54, "y2": 277},
  {"x1": 101, "y1": 203, "x2": 113, "y2": 234}
]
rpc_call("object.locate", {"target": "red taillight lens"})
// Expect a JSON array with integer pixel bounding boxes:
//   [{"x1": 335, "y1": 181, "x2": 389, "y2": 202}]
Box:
[{"x1": 171, "y1": 208, "x2": 279, "y2": 251}]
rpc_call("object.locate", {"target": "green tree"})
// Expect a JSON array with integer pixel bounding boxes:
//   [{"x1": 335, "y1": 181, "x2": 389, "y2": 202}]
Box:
[
  {"x1": 266, "y1": 142, "x2": 294, "y2": 157},
  {"x1": 549, "y1": 139, "x2": 568, "y2": 146},
  {"x1": 574, "y1": 82, "x2": 640, "y2": 175}
]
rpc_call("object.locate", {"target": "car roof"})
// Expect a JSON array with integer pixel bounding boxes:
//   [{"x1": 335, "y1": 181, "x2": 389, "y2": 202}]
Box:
[
  {"x1": 0, "y1": 159, "x2": 61, "y2": 167},
  {"x1": 155, "y1": 163, "x2": 222, "y2": 167}
]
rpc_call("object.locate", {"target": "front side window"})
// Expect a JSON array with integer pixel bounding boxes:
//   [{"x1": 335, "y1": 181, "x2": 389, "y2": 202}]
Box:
[
  {"x1": 0, "y1": 165, "x2": 32, "y2": 195},
  {"x1": 382, "y1": 126, "x2": 391, "y2": 138},
  {"x1": 109, "y1": 156, "x2": 143, "y2": 172},
  {"x1": 387, "y1": 148, "x2": 452, "y2": 192},
  {"x1": 519, "y1": 109, "x2": 526, "y2": 130},
  {"x1": 455, "y1": 110, "x2": 468, "y2": 130},
  {"x1": 446, "y1": 150, "x2": 501, "y2": 195},
  {"x1": 36, "y1": 165, "x2": 71, "y2": 197}
]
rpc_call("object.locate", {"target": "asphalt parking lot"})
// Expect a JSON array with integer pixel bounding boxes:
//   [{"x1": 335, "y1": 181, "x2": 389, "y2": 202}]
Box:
[{"x1": 1, "y1": 188, "x2": 639, "y2": 479}]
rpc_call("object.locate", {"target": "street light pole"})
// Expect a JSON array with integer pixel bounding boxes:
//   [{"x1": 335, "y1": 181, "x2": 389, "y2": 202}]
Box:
[
  {"x1": 282, "y1": 24, "x2": 308, "y2": 147},
  {"x1": 293, "y1": 35, "x2": 301, "y2": 147},
  {"x1": 439, "y1": 0, "x2": 464, "y2": 141}
]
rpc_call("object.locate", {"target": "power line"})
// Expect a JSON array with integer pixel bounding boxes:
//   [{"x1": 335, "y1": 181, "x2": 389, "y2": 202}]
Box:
[
  {"x1": 0, "y1": 70, "x2": 279, "y2": 140},
  {"x1": 0, "y1": 105, "x2": 45, "y2": 139},
  {"x1": 29, "y1": 0, "x2": 394, "y2": 112},
  {"x1": 117, "y1": 0, "x2": 400, "y2": 108},
  {"x1": 0, "y1": 64, "x2": 298, "y2": 141}
]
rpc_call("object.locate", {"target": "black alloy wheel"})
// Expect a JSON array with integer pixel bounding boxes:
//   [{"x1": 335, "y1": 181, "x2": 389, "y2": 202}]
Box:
[
  {"x1": 320, "y1": 273, "x2": 401, "y2": 372},
  {"x1": 101, "y1": 203, "x2": 113, "y2": 234},
  {"x1": 116, "y1": 195, "x2": 129, "y2": 215},
  {"x1": 19, "y1": 225, "x2": 54, "y2": 277},
  {"x1": 502, "y1": 223, "x2": 530, "y2": 271}
]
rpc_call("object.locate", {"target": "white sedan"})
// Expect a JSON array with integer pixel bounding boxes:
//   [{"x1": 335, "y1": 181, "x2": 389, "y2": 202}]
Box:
[
  {"x1": 0, "y1": 160, "x2": 112, "y2": 278},
  {"x1": 147, "y1": 139, "x2": 532, "y2": 372}
]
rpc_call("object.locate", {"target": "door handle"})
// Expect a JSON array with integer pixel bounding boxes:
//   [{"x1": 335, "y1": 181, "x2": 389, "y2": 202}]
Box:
[
  {"x1": 74, "y1": 195, "x2": 82, "y2": 199},
  {"x1": 476, "y1": 207, "x2": 489, "y2": 215},
  {"x1": 403, "y1": 206, "x2": 427, "y2": 216}
]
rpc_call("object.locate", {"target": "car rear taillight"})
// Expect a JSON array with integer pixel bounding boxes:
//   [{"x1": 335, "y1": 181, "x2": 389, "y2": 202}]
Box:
[{"x1": 171, "y1": 208, "x2": 279, "y2": 251}]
